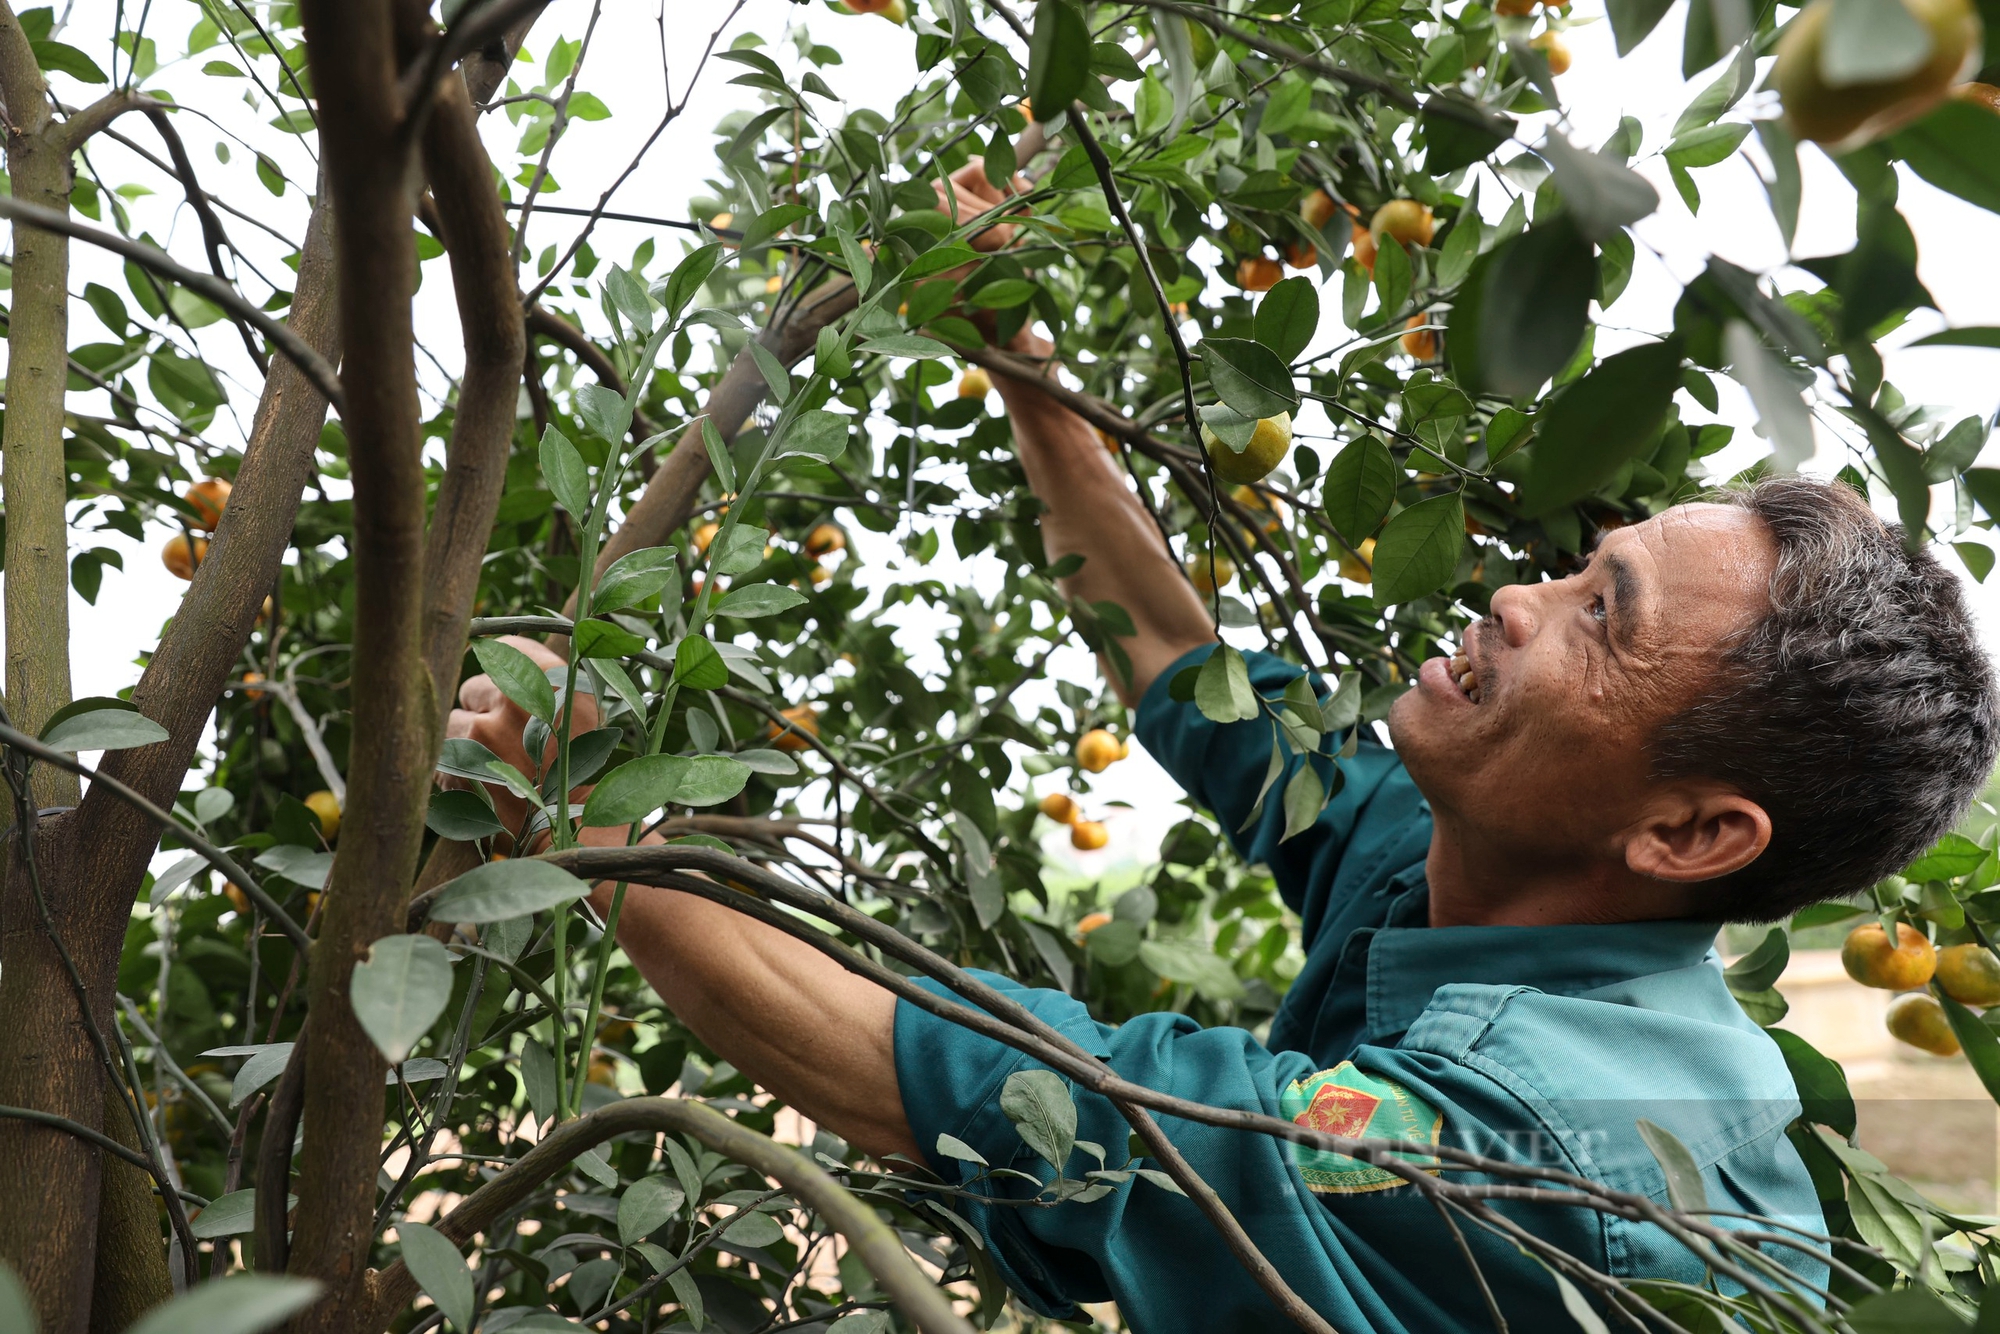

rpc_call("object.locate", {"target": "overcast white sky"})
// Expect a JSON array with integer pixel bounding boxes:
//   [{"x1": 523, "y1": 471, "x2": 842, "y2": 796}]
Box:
[{"x1": 10, "y1": 0, "x2": 2000, "y2": 871}]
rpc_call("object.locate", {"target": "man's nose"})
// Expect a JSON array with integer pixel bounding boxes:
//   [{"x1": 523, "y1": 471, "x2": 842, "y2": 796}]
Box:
[{"x1": 1487, "y1": 582, "x2": 1538, "y2": 648}]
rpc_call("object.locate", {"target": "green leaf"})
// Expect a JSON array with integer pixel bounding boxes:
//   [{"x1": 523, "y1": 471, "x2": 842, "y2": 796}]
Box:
[
  {"x1": 1371, "y1": 492, "x2": 1464, "y2": 607},
  {"x1": 1604, "y1": 0, "x2": 1677, "y2": 52},
  {"x1": 605, "y1": 265, "x2": 653, "y2": 335},
  {"x1": 740, "y1": 203, "x2": 811, "y2": 250},
  {"x1": 1723, "y1": 927, "x2": 1790, "y2": 993},
  {"x1": 1280, "y1": 763, "x2": 1324, "y2": 843},
  {"x1": 397, "y1": 1223, "x2": 474, "y2": 1332},
  {"x1": 715, "y1": 583, "x2": 808, "y2": 618},
  {"x1": 32, "y1": 39, "x2": 108, "y2": 83},
  {"x1": 858, "y1": 333, "x2": 954, "y2": 360},
  {"x1": 571, "y1": 619, "x2": 648, "y2": 661},
  {"x1": 999, "y1": 1068, "x2": 1077, "y2": 1172},
  {"x1": 1521, "y1": 339, "x2": 1684, "y2": 515},
  {"x1": 593, "y1": 546, "x2": 680, "y2": 614},
  {"x1": 1253, "y1": 277, "x2": 1319, "y2": 363},
  {"x1": 1766, "y1": 1028, "x2": 1856, "y2": 1136},
  {"x1": 1635, "y1": 1118, "x2": 1709, "y2": 1214},
  {"x1": 1457, "y1": 217, "x2": 1596, "y2": 398},
  {"x1": 935, "y1": 1133, "x2": 988, "y2": 1166},
  {"x1": 618, "y1": 1175, "x2": 685, "y2": 1245},
  {"x1": 1198, "y1": 338, "x2": 1299, "y2": 419},
  {"x1": 1372, "y1": 231, "x2": 1412, "y2": 318},
  {"x1": 425, "y1": 789, "x2": 506, "y2": 842},
  {"x1": 1723, "y1": 323, "x2": 1814, "y2": 472},
  {"x1": 1957, "y1": 541, "x2": 1995, "y2": 582},
  {"x1": 666, "y1": 1267, "x2": 705, "y2": 1332},
  {"x1": 126, "y1": 1277, "x2": 323, "y2": 1334},
  {"x1": 1322, "y1": 436, "x2": 1397, "y2": 543},
  {"x1": 1890, "y1": 101, "x2": 2000, "y2": 213},
  {"x1": 1904, "y1": 832, "x2": 1988, "y2": 880},
  {"x1": 1027, "y1": 0, "x2": 1091, "y2": 117},
  {"x1": 574, "y1": 383, "x2": 633, "y2": 446},
  {"x1": 518, "y1": 1038, "x2": 557, "y2": 1125},
  {"x1": 968, "y1": 278, "x2": 1038, "y2": 309},
  {"x1": 1911, "y1": 325, "x2": 2000, "y2": 348},
  {"x1": 1194, "y1": 644, "x2": 1258, "y2": 723},
  {"x1": 429, "y1": 859, "x2": 588, "y2": 924},
  {"x1": 471, "y1": 638, "x2": 557, "y2": 724},
  {"x1": 1421, "y1": 96, "x2": 1514, "y2": 175},
  {"x1": 663, "y1": 244, "x2": 723, "y2": 319},
  {"x1": 674, "y1": 636, "x2": 729, "y2": 690},
  {"x1": 350, "y1": 934, "x2": 454, "y2": 1065},
  {"x1": 1541, "y1": 133, "x2": 1658, "y2": 241},
  {"x1": 725, "y1": 1209, "x2": 787, "y2": 1248},
  {"x1": 1845, "y1": 1288, "x2": 1978, "y2": 1334},
  {"x1": 40, "y1": 703, "x2": 168, "y2": 752},
  {"x1": 581, "y1": 754, "x2": 752, "y2": 826},
  {"x1": 1664, "y1": 122, "x2": 1751, "y2": 173},
  {"x1": 903, "y1": 244, "x2": 979, "y2": 280},
  {"x1": 698, "y1": 416, "x2": 736, "y2": 493},
  {"x1": 190, "y1": 1189, "x2": 289, "y2": 1240},
  {"x1": 1754, "y1": 120, "x2": 1801, "y2": 249},
  {"x1": 775, "y1": 408, "x2": 851, "y2": 463}
]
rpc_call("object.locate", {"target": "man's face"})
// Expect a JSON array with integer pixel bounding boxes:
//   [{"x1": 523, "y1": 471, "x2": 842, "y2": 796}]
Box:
[{"x1": 1388, "y1": 503, "x2": 1776, "y2": 870}]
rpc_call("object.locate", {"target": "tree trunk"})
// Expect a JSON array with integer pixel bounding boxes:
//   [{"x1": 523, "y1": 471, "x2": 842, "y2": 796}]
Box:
[
  {"x1": 0, "y1": 818, "x2": 107, "y2": 1334},
  {"x1": 88, "y1": 1082, "x2": 171, "y2": 1334},
  {"x1": 0, "y1": 29, "x2": 76, "y2": 807},
  {"x1": 286, "y1": 7, "x2": 436, "y2": 1328}
]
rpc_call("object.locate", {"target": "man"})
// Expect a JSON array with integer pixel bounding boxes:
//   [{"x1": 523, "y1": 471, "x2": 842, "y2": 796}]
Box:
[{"x1": 452, "y1": 179, "x2": 1998, "y2": 1333}]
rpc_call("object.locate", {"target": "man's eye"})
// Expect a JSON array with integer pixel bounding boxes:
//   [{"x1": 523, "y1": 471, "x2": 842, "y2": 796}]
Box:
[{"x1": 1591, "y1": 594, "x2": 1608, "y2": 626}]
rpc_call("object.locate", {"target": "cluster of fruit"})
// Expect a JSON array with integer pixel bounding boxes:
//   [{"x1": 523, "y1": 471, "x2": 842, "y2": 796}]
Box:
[
  {"x1": 1036, "y1": 729, "x2": 1131, "y2": 851},
  {"x1": 691, "y1": 518, "x2": 846, "y2": 589},
  {"x1": 160, "y1": 476, "x2": 232, "y2": 579},
  {"x1": 1841, "y1": 922, "x2": 2000, "y2": 1056}
]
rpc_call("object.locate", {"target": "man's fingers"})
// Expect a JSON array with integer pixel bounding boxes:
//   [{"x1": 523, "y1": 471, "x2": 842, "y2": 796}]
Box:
[{"x1": 458, "y1": 673, "x2": 504, "y2": 714}]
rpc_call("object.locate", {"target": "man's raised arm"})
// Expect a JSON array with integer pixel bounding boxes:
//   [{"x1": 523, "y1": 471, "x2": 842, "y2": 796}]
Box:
[
  {"x1": 935, "y1": 163, "x2": 1214, "y2": 704},
  {"x1": 994, "y1": 343, "x2": 1216, "y2": 703}
]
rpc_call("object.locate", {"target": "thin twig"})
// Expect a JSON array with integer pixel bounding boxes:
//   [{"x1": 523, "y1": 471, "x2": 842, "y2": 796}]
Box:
[{"x1": 0, "y1": 194, "x2": 345, "y2": 412}]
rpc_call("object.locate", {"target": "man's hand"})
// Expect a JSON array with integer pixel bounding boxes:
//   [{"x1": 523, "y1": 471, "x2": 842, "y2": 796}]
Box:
[
  {"x1": 932, "y1": 157, "x2": 1028, "y2": 256},
  {"x1": 445, "y1": 634, "x2": 598, "y2": 846},
  {"x1": 440, "y1": 635, "x2": 917, "y2": 1160}
]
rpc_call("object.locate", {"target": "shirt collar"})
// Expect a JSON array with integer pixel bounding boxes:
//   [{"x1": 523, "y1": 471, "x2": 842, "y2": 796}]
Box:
[{"x1": 1361, "y1": 885, "x2": 1725, "y2": 1043}]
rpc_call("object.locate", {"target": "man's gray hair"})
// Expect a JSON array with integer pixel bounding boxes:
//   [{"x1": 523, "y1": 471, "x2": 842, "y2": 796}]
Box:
[{"x1": 1652, "y1": 475, "x2": 1999, "y2": 922}]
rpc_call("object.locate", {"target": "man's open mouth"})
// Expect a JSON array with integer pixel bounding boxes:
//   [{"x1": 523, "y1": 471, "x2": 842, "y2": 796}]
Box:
[{"x1": 1448, "y1": 647, "x2": 1483, "y2": 704}]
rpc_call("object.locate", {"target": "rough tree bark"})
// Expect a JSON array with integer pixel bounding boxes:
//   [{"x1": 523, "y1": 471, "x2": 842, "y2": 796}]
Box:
[
  {"x1": 285, "y1": 4, "x2": 435, "y2": 1329},
  {"x1": 0, "y1": 5, "x2": 214, "y2": 1325},
  {"x1": 415, "y1": 52, "x2": 527, "y2": 718}
]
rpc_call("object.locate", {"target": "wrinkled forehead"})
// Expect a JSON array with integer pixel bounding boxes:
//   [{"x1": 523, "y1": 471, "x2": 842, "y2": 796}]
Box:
[{"x1": 1598, "y1": 502, "x2": 1776, "y2": 649}]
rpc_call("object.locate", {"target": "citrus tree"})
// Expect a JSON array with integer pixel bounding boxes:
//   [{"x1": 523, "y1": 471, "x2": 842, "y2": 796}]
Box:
[{"x1": 6, "y1": 0, "x2": 2000, "y2": 1332}]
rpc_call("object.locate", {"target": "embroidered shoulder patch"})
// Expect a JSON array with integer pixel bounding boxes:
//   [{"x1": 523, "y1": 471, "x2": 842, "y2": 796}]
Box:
[{"x1": 1279, "y1": 1062, "x2": 1443, "y2": 1195}]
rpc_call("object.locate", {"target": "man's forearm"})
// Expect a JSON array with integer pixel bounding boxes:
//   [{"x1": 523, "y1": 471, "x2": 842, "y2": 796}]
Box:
[
  {"x1": 582, "y1": 838, "x2": 917, "y2": 1160},
  {"x1": 996, "y1": 364, "x2": 1213, "y2": 703}
]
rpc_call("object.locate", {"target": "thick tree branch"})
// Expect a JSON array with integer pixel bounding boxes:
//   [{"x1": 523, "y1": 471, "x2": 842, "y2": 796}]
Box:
[
  {"x1": 289, "y1": 5, "x2": 435, "y2": 1329},
  {"x1": 1, "y1": 723, "x2": 308, "y2": 951},
  {"x1": 49, "y1": 90, "x2": 159, "y2": 156},
  {"x1": 417, "y1": 52, "x2": 526, "y2": 720},
  {"x1": 364, "y1": 1097, "x2": 974, "y2": 1334},
  {"x1": 0, "y1": 194, "x2": 346, "y2": 411}
]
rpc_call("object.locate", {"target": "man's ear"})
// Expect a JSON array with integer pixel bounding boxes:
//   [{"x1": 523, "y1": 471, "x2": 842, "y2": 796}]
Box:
[{"x1": 1624, "y1": 784, "x2": 1772, "y2": 884}]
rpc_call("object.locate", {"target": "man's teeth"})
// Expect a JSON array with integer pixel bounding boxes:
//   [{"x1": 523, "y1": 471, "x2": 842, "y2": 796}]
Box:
[{"x1": 1447, "y1": 652, "x2": 1481, "y2": 703}]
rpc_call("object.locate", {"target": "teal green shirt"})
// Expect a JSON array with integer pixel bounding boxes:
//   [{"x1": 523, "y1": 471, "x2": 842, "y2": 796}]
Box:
[{"x1": 894, "y1": 646, "x2": 1825, "y2": 1331}]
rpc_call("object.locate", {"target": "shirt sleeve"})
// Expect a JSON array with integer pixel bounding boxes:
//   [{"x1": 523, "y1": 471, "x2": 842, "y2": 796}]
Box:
[
  {"x1": 1134, "y1": 644, "x2": 1426, "y2": 933},
  {"x1": 892, "y1": 973, "x2": 1602, "y2": 1330}
]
